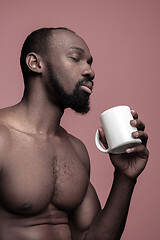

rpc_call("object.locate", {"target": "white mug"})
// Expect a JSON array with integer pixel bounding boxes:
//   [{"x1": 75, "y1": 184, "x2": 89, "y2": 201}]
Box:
[{"x1": 95, "y1": 106, "x2": 142, "y2": 154}]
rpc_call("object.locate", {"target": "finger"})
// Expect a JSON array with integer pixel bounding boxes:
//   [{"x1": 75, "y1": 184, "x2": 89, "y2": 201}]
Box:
[
  {"x1": 126, "y1": 144, "x2": 149, "y2": 159},
  {"x1": 132, "y1": 131, "x2": 148, "y2": 146},
  {"x1": 131, "y1": 109, "x2": 138, "y2": 119},
  {"x1": 98, "y1": 127, "x2": 108, "y2": 148},
  {"x1": 98, "y1": 127, "x2": 105, "y2": 141},
  {"x1": 130, "y1": 119, "x2": 145, "y2": 131}
]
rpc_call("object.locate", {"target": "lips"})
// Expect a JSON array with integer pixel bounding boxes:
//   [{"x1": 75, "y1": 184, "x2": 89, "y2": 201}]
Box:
[{"x1": 80, "y1": 81, "x2": 93, "y2": 94}]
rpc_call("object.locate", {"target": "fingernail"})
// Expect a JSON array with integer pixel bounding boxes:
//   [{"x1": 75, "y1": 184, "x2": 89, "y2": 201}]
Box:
[
  {"x1": 131, "y1": 120, "x2": 137, "y2": 125},
  {"x1": 134, "y1": 132, "x2": 139, "y2": 137},
  {"x1": 126, "y1": 148, "x2": 132, "y2": 153}
]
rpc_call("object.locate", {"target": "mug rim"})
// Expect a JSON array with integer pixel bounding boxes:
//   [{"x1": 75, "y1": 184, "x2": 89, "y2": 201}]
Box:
[{"x1": 100, "y1": 105, "x2": 130, "y2": 117}]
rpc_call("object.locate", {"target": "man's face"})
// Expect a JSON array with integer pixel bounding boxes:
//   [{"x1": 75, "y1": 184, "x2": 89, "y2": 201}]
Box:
[{"x1": 44, "y1": 30, "x2": 95, "y2": 114}]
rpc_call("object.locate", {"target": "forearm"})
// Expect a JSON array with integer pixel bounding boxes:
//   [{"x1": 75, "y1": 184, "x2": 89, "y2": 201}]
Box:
[{"x1": 83, "y1": 171, "x2": 137, "y2": 240}]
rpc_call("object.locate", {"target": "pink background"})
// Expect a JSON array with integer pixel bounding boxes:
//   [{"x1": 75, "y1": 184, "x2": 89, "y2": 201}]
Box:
[{"x1": 0, "y1": 0, "x2": 159, "y2": 239}]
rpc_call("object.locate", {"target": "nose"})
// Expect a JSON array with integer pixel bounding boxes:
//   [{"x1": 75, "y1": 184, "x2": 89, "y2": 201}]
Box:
[{"x1": 81, "y1": 65, "x2": 95, "y2": 81}]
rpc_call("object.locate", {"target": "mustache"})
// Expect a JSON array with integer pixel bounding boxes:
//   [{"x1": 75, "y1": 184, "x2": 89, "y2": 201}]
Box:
[{"x1": 76, "y1": 78, "x2": 94, "y2": 88}]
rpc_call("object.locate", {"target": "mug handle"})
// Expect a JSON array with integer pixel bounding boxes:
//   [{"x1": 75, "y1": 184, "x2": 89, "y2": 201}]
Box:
[{"x1": 95, "y1": 129, "x2": 110, "y2": 153}]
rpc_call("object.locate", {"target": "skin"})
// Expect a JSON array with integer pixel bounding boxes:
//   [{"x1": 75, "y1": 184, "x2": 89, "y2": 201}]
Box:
[{"x1": 0, "y1": 30, "x2": 149, "y2": 240}]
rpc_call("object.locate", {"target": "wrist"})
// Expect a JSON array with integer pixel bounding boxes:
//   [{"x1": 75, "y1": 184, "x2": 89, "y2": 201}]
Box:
[{"x1": 114, "y1": 169, "x2": 137, "y2": 185}]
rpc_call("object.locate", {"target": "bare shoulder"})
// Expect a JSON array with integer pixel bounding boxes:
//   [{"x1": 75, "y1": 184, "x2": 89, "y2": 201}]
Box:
[
  {"x1": 0, "y1": 109, "x2": 13, "y2": 167},
  {"x1": 62, "y1": 128, "x2": 90, "y2": 173},
  {"x1": 0, "y1": 124, "x2": 11, "y2": 149}
]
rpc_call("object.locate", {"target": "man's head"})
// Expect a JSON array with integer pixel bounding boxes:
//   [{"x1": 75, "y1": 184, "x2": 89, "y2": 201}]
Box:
[
  {"x1": 20, "y1": 27, "x2": 95, "y2": 113},
  {"x1": 20, "y1": 27, "x2": 75, "y2": 78}
]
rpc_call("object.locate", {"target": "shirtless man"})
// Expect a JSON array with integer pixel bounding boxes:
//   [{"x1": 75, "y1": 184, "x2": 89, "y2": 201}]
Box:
[{"x1": 0, "y1": 27, "x2": 149, "y2": 240}]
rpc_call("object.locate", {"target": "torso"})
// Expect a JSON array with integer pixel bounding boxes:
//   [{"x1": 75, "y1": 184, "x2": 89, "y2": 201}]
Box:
[{"x1": 0, "y1": 110, "x2": 89, "y2": 240}]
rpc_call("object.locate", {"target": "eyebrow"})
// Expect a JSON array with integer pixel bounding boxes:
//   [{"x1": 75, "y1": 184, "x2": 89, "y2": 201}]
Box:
[
  {"x1": 69, "y1": 47, "x2": 93, "y2": 64},
  {"x1": 69, "y1": 47, "x2": 85, "y2": 52}
]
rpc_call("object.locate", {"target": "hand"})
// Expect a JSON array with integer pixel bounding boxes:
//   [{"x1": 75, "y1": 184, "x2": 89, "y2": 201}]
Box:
[{"x1": 99, "y1": 110, "x2": 149, "y2": 179}]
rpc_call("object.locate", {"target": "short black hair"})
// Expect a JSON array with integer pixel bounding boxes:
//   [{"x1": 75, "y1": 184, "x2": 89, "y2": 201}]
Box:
[{"x1": 20, "y1": 27, "x2": 75, "y2": 78}]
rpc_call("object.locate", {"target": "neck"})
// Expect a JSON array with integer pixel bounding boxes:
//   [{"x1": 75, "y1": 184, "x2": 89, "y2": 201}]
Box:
[{"x1": 18, "y1": 79, "x2": 64, "y2": 135}]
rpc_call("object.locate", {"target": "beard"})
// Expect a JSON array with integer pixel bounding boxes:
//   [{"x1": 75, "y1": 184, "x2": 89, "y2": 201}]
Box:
[{"x1": 47, "y1": 64, "x2": 91, "y2": 114}]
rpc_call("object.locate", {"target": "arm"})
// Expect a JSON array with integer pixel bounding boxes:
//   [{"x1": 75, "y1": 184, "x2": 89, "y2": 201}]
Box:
[
  {"x1": 83, "y1": 172, "x2": 136, "y2": 240},
  {"x1": 70, "y1": 110, "x2": 149, "y2": 240}
]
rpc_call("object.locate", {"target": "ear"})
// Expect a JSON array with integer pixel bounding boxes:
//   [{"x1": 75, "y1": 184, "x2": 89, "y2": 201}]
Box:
[{"x1": 26, "y1": 52, "x2": 43, "y2": 74}]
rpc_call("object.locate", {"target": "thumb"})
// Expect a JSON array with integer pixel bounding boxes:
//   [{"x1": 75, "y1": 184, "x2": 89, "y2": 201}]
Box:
[{"x1": 98, "y1": 127, "x2": 108, "y2": 149}]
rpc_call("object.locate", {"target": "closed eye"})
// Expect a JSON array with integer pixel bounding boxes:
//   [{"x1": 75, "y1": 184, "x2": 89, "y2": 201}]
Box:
[{"x1": 70, "y1": 56, "x2": 80, "y2": 62}]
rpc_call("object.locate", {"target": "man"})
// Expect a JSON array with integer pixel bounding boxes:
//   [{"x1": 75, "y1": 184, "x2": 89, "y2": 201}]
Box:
[{"x1": 0, "y1": 27, "x2": 149, "y2": 240}]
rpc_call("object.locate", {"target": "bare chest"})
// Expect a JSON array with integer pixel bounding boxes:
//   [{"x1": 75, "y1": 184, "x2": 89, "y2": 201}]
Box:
[{"x1": 0, "y1": 134, "x2": 89, "y2": 215}]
